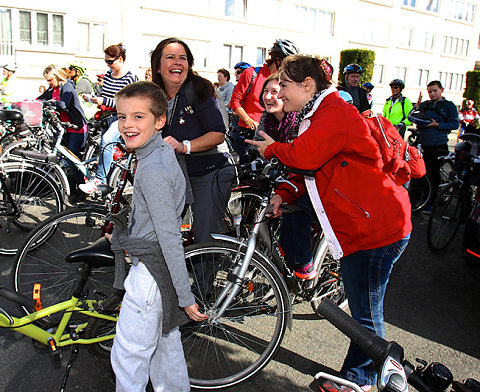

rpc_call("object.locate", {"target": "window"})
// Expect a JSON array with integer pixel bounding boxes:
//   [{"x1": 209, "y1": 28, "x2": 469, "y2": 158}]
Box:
[
  {"x1": 418, "y1": 68, "x2": 430, "y2": 86},
  {"x1": 19, "y1": 11, "x2": 31, "y2": 43},
  {"x1": 224, "y1": 44, "x2": 243, "y2": 69},
  {"x1": 399, "y1": 27, "x2": 435, "y2": 50},
  {"x1": 373, "y1": 64, "x2": 385, "y2": 84},
  {"x1": 442, "y1": 35, "x2": 469, "y2": 56},
  {"x1": 185, "y1": 39, "x2": 209, "y2": 69},
  {"x1": 291, "y1": 5, "x2": 334, "y2": 36},
  {"x1": 17, "y1": 10, "x2": 64, "y2": 47},
  {"x1": 225, "y1": 0, "x2": 246, "y2": 19},
  {"x1": 256, "y1": 48, "x2": 266, "y2": 65},
  {"x1": 78, "y1": 21, "x2": 105, "y2": 54},
  {"x1": 394, "y1": 66, "x2": 407, "y2": 83},
  {"x1": 0, "y1": 8, "x2": 13, "y2": 56},
  {"x1": 403, "y1": 0, "x2": 439, "y2": 13},
  {"x1": 351, "y1": 19, "x2": 389, "y2": 46},
  {"x1": 445, "y1": 0, "x2": 475, "y2": 23}
]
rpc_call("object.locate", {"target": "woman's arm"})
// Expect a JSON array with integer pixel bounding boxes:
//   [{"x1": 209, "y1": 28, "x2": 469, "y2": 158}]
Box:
[{"x1": 164, "y1": 131, "x2": 225, "y2": 154}]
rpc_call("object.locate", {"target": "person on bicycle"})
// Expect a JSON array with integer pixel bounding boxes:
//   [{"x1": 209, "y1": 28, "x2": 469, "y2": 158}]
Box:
[
  {"x1": 458, "y1": 99, "x2": 479, "y2": 140},
  {"x1": 362, "y1": 82, "x2": 374, "y2": 107},
  {"x1": 229, "y1": 39, "x2": 300, "y2": 163},
  {"x1": 382, "y1": 79, "x2": 413, "y2": 138},
  {"x1": 109, "y1": 81, "x2": 207, "y2": 391},
  {"x1": 38, "y1": 64, "x2": 89, "y2": 202},
  {"x1": 246, "y1": 55, "x2": 412, "y2": 392},
  {"x1": 67, "y1": 63, "x2": 97, "y2": 120},
  {"x1": 79, "y1": 43, "x2": 138, "y2": 195},
  {"x1": 233, "y1": 61, "x2": 251, "y2": 83},
  {"x1": 338, "y1": 64, "x2": 370, "y2": 113},
  {"x1": 414, "y1": 80, "x2": 459, "y2": 207}
]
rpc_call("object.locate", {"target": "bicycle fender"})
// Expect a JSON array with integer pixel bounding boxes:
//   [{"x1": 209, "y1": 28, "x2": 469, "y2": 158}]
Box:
[{"x1": 211, "y1": 233, "x2": 293, "y2": 330}]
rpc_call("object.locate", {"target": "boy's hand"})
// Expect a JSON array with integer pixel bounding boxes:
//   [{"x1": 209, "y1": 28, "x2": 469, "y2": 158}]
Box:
[{"x1": 185, "y1": 303, "x2": 208, "y2": 321}]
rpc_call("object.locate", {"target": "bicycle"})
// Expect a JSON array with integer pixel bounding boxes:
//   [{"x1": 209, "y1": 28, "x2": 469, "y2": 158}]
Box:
[
  {"x1": 180, "y1": 157, "x2": 347, "y2": 389},
  {"x1": 0, "y1": 238, "x2": 121, "y2": 392},
  {"x1": 0, "y1": 160, "x2": 63, "y2": 255},
  {"x1": 314, "y1": 297, "x2": 480, "y2": 392},
  {"x1": 427, "y1": 133, "x2": 480, "y2": 253}
]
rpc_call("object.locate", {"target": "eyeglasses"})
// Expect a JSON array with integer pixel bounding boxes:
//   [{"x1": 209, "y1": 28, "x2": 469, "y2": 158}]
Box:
[
  {"x1": 235, "y1": 70, "x2": 242, "y2": 75},
  {"x1": 105, "y1": 57, "x2": 119, "y2": 65},
  {"x1": 391, "y1": 85, "x2": 401, "y2": 89}
]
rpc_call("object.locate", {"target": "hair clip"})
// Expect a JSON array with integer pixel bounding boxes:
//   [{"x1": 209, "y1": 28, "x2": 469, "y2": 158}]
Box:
[{"x1": 321, "y1": 59, "x2": 333, "y2": 80}]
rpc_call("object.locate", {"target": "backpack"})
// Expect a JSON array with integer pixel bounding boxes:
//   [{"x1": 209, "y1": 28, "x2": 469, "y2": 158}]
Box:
[{"x1": 362, "y1": 113, "x2": 426, "y2": 186}]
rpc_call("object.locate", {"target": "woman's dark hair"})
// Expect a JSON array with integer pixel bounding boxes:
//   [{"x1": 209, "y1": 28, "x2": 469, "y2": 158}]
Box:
[
  {"x1": 259, "y1": 73, "x2": 280, "y2": 108},
  {"x1": 217, "y1": 68, "x2": 230, "y2": 82},
  {"x1": 150, "y1": 37, "x2": 214, "y2": 102},
  {"x1": 115, "y1": 81, "x2": 167, "y2": 119},
  {"x1": 105, "y1": 43, "x2": 126, "y2": 61},
  {"x1": 278, "y1": 55, "x2": 332, "y2": 92}
]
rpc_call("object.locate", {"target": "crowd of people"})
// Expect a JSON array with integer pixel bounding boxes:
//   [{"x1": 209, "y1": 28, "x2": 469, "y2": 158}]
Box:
[{"x1": 0, "y1": 37, "x2": 474, "y2": 392}]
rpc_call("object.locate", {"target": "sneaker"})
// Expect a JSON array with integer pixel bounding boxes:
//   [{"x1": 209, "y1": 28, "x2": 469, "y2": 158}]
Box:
[
  {"x1": 79, "y1": 178, "x2": 102, "y2": 194},
  {"x1": 294, "y1": 261, "x2": 318, "y2": 280}
]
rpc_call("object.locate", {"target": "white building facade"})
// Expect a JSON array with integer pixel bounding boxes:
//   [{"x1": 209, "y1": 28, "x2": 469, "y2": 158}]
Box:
[{"x1": 0, "y1": 0, "x2": 479, "y2": 111}]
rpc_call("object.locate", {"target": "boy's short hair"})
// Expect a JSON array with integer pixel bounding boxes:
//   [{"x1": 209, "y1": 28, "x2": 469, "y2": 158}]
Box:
[
  {"x1": 115, "y1": 81, "x2": 167, "y2": 118},
  {"x1": 427, "y1": 80, "x2": 443, "y2": 89}
]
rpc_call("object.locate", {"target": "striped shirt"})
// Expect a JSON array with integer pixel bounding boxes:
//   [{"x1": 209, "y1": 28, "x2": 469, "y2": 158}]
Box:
[{"x1": 101, "y1": 70, "x2": 138, "y2": 108}]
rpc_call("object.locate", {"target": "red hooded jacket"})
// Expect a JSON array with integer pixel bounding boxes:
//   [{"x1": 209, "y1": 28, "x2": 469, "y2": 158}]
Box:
[{"x1": 265, "y1": 90, "x2": 412, "y2": 257}]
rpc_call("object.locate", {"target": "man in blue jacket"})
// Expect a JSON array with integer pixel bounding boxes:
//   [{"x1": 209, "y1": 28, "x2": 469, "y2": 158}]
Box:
[{"x1": 415, "y1": 80, "x2": 459, "y2": 205}]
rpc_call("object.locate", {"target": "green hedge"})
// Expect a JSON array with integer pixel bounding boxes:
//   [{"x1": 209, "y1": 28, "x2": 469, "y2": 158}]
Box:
[
  {"x1": 338, "y1": 49, "x2": 376, "y2": 85},
  {"x1": 463, "y1": 71, "x2": 480, "y2": 108}
]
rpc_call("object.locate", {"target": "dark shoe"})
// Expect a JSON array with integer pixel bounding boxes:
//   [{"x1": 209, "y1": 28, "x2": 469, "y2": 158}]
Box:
[
  {"x1": 294, "y1": 261, "x2": 318, "y2": 280},
  {"x1": 69, "y1": 188, "x2": 87, "y2": 204}
]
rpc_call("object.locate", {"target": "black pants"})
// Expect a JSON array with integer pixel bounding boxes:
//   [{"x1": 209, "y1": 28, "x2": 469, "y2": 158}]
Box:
[{"x1": 422, "y1": 144, "x2": 449, "y2": 204}]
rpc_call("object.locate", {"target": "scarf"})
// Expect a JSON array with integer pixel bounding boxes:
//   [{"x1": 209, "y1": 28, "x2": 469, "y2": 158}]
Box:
[
  {"x1": 263, "y1": 111, "x2": 297, "y2": 143},
  {"x1": 295, "y1": 90, "x2": 323, "y2": 132}
]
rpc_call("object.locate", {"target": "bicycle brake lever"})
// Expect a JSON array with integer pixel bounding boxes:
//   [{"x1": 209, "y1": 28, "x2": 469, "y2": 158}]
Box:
[{"x1": 276, "y1": 178, "x2": 299, "y2": 193}]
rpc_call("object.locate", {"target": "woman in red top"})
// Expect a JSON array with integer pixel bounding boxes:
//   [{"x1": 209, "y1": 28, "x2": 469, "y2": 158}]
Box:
[{"x1": 247, "y1": 55, "x2": 411, "y2": 392}]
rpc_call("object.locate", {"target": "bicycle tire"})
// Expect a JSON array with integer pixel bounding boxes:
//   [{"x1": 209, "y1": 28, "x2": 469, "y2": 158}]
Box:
[
  {"x1": 427, "y1": 183, "x2": 465, "y2": 253},
  {"x1": 310, "y1": 237, "x2": 348, "y2": 317},
  {"x1": 13, "y1": 207, "x2": 115, "y2": 319},
  {"x1": 85, "y1": 293, "x2": 123, "y2": 359},
  {"x1": 0, "y1": 163, "x2": 63, "y2": 255},
  {"x1": 182, "y1": 241, "x2": 290, "y2": 389},
  {"x1": 406, "y1": 175, "x2": 433, "y2": 214}
]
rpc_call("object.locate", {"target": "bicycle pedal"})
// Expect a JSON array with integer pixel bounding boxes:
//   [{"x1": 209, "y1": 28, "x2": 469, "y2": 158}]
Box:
[{"x1": 47, "y1": 337, "x2": 62, "y2": 368}]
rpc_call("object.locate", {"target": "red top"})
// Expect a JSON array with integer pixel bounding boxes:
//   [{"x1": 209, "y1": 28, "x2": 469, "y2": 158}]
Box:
[
  {"x1": 265, "y1": 92, "x2": 412, "y2": 257},
  {"x1": 230, "y1": 64, "x2": 271, "y2": 128}
]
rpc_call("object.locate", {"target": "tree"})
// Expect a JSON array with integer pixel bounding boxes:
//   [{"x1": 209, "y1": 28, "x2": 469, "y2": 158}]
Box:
[{"x1": 338, "y1": 49, "x2": 376, "y2": 85}]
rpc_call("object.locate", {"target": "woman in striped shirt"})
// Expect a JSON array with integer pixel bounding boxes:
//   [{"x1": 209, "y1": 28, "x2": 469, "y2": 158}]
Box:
[{"x1": 80, "y1": 43, "x2": 138, "y2": 194}]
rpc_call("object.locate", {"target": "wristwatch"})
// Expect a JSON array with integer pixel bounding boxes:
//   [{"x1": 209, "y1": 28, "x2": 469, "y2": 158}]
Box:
[{"x1": 183, "y1": 140, "x2": 191, "y2": 154}]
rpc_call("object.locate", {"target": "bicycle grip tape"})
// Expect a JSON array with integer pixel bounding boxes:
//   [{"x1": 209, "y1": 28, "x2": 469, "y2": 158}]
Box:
[{"x1": 316, "y1": 298, "x2": 390, "y2": 365}]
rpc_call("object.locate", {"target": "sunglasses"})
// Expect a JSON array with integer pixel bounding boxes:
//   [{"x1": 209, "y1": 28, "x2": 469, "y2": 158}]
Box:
[
  {"x1": 105, "y1": 57, "x2": 119, "y2": 65},
  {"x1": 235, "y1": 70, "x2": 242, "y2": 75},
  {"x1": 391, "y1": 85, "x2": 401, "y2": 89}
]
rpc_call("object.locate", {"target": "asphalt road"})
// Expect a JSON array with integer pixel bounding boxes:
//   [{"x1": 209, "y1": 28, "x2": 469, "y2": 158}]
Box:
[{"x1": 0, "y1": 211, "x2": 479, "y2": 392}]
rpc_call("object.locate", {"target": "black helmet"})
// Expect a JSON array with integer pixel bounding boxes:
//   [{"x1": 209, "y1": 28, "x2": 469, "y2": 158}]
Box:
[
  {"x1": 270, "y1": 39, "x2": 300, "y2": 59},
  {"x1": 343, "y1": 64, "x2": 363, "y2": 75},
  {"x1": 389, "y1": 79, "x2": 405, "y2": 89}
]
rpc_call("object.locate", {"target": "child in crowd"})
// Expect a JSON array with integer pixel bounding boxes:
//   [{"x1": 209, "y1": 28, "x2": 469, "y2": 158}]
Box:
[{"x1": 109, "y1": 81, "x2": 207, "y2": 392}]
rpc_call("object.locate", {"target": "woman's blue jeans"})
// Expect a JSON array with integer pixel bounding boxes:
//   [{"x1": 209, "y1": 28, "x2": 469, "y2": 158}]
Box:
[
  {"x1": 339, "y1": 234, "x2": 410, "y2": 386},
  {"x1": 96, "y1": 116, "x2": 119, "y2": 183}
]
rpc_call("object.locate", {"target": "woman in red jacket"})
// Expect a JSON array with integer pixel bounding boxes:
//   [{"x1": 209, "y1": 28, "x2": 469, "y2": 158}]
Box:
[{"x1": 247, "y1": 55, "x2": 412, "y2": 392}]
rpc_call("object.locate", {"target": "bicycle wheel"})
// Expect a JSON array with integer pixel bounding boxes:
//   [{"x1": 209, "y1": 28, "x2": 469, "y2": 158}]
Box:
[
  {"x1": 13, "y1": 207, "x2": 115, "y2": 317},
  {"x1": 0, "y1": 163, "x2": 63, "y2": 255},
  {"x1": 85, "y1": 293, "x2": 123, "y2": 359},
  {"x1": 183, "y1": 241, "x2": 290, "y2": 389},
  {"x1": 310, "y1": 237, "x2": 347, "y2": 317},
  {"x1": 427, "y1": 183, "x2": 465, "y2": 253},
  {"x1": 406, "y1": 175, "x2": 432, "y2": 214}
]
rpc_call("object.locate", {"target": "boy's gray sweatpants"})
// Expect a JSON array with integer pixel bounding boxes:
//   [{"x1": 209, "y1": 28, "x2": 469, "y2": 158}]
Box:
[{"x1": 111, "y1": 262, "x2": 190, "y2": 392}]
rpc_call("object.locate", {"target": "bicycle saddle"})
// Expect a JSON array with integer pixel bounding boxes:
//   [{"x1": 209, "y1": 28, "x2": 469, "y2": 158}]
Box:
[
  {"x1": 0, "y1": 109, "x2": 23, "y2": 123},
  {"x1": 66, "y1": 237, "x2": 115, "y2": 268}
]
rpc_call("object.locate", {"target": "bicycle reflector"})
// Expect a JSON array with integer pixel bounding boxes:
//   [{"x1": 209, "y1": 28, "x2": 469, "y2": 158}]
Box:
[{"x1": 33, "y1": 283, "x2": 43, "y2": 311}]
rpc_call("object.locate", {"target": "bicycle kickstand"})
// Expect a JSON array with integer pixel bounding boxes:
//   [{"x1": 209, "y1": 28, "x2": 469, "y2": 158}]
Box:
[{"x1": 59, "y1": 345, "x2": 79, "y2": 392}]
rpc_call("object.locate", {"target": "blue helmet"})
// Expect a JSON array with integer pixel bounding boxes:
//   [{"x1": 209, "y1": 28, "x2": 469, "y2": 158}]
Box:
[
  {"x1": 343, "y1": 63, "x2": 363, "y2": 75},
  {"x1": 234, "y1": 62, "x2": 251, "y2": 70},
  {"x1": 363, "y1": 82, "x2": 374, "y2": 89},
  {"x1": 339, "y1": 90, "x2": 354, "y2": 104}
]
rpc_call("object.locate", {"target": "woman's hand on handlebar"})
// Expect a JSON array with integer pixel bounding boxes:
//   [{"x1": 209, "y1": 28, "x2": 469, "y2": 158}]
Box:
[
  {"x1": 269, "y1": 194, "x2": 283, "y2": 218},
  {"x1": 245, "y1": 131, "x2": 275, "y2": 157}
]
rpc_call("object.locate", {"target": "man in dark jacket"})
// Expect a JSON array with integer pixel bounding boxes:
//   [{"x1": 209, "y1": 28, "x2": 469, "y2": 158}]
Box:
[{"x1": 338, "y1": 63, "x2": 370, "y2": 113}]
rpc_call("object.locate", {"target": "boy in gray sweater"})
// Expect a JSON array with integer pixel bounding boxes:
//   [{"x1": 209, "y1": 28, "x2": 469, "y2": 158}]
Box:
[{"x1": 109, "y1": 81, "x2": 207, "y2": 392}]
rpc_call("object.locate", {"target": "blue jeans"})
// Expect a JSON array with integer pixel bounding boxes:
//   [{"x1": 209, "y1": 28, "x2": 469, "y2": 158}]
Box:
[
  {"x1": 339, "y1": 234, "x2": 411, "y2": 386},
  {"x1": 96, "y1": 116, "x2": 119, "y2": 183},
  {"x1": 279, "y1": 193, "x2": 316, "y2": 268},
  {"x1": 230, "y1": 125, "x2": 253, "y2": 164},
  {"x1": 62, "y1": 131, "x2": 87, "y2": 186}
]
